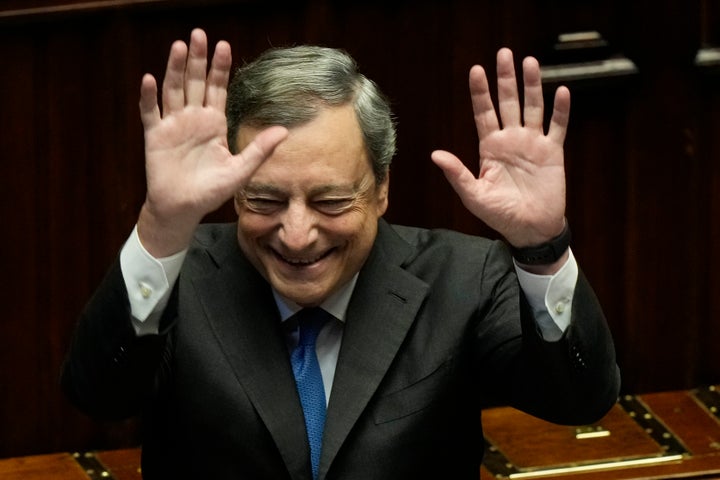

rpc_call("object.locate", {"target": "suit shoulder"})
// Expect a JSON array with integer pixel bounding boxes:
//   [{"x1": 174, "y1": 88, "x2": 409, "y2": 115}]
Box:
[
  {"x1": 388, "y1": 223, "x2": 499, "y2": 252},
  {"x1": 183, "y1": 223, "x2": 240, "y2": 270},
  {"x1": 384, "y1": 223, "x2": 512, "y2": 273},
  {"x1": 191, "y1": 223, "x2": 237, "y2": 248}
]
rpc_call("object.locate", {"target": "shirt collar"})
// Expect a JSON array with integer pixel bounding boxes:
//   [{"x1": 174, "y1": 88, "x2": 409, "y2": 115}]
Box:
[{"x1": 273, "y1": 273, "x2": 358, "y2": 323}]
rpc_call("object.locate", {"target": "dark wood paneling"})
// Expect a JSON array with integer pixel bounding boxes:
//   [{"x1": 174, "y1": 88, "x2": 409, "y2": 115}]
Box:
[
  {"x1": 0, "y1": 0, "x2": 718, "y2": 459},
  {"x1": 699, "y1": 0, "x2": 720, "y2": 388}
]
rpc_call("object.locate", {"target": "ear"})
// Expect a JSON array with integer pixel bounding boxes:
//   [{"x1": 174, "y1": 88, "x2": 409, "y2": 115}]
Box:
[
  {"x1": 234, "y1": 193, "x2": 243, "y2": 215},
  {"x1": 376, "y1": 173, "x2": 390, "y2": 216}
]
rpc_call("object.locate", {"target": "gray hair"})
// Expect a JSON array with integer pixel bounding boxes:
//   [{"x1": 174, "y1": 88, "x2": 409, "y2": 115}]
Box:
[{"x1": 226, "y1": 45, "x2": 396, "y2": 184}]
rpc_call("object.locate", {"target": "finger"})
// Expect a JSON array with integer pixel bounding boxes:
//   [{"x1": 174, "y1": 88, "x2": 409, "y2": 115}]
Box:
[
  {"x1": 547, "y1": 85, "x2": 571, "y2": 144},
  {"x1": 205, "y1": 40, "x2": 232, "y2": 110},
  {"x1": 431, "y1": 150, "x2": 479, "y2": 197},
  {"x1": 235, "y1": 126, "x2": 289, "y2": 179},
  {"x1": 162, "y1": 40, "x2": 188, "y2": 114},
  {"x1": 185, "y1": 28, "x2": 209, "y2": 106},
  {"x1": 469, "y1": 65, "x2": 500, "y2": 140},
  {"x1": 496, "y1": 48, "x2": 521, "y2": 128},
  {"x1": 522, "y1": 56, "x2": 544, "y2": 132},
  {"x1": 139, "y1": 74, "x2": 161, "y2": 129}
]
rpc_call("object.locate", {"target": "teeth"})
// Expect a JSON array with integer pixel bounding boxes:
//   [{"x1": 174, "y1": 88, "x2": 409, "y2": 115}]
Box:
[
  {"x1": 281, "y1": 254, "x2": 322, "y2": 265},
  {"x1": 274, "y1": 247, "x2": 332, "y2": 266},
  {"x1": 286, "y1": 258, "x2": 315, "y2": 265}
]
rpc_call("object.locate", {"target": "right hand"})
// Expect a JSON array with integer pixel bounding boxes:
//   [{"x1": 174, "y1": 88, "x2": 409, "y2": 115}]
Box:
[{"x1": 137, "y1": 28, "x2": 287, "y2": 257}]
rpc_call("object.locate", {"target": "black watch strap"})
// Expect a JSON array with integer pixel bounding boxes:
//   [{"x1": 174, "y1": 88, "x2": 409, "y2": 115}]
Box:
[{"x1": 509, "y1": 221, "x2": 571, "y2": 265}]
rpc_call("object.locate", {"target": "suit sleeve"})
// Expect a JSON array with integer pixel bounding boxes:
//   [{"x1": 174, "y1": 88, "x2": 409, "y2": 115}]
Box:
[
  {"x1": 477, "y1": 241, "x2": 621, "y2": 425},
  {"x1": 60, "y1": 259, "x2": 175, "y2": 420}
]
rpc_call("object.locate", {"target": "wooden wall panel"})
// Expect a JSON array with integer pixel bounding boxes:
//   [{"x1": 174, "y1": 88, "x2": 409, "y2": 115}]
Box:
[
  {"x1": 700, "y1": 0, "x2": 720, "y2": 395},
  {"x1": 0, "y1": 0, "x2": 718, "y2": 459}
]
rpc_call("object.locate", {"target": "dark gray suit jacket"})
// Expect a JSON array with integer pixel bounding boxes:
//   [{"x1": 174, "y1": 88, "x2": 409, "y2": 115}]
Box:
[{"x1": 62, "y1": 219, "x2": 620, "y2": 479}]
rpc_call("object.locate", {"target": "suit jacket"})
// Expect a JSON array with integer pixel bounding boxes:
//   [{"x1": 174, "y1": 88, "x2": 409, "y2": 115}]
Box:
[{"x1": 62, "y1": 219, "x2": 620, "y2": 479}]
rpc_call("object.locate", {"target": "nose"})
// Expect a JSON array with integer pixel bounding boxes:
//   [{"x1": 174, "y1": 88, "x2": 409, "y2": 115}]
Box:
[{"x1": 278, "y1": 200, "x2": 318, "y2": 251}]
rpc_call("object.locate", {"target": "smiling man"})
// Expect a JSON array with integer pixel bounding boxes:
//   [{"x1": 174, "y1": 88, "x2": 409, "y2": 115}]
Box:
[
  {"x1": 234, "y1": 104, "x2": 388, "y2": 308},
  {"x1": 62, "y1": 29, "x2": 620, "y2": 480}
]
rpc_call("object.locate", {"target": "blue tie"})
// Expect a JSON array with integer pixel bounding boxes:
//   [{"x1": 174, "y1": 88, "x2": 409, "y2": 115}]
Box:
[{"x1": 290, "y1": 308, "x2": 330, "y2": 479}]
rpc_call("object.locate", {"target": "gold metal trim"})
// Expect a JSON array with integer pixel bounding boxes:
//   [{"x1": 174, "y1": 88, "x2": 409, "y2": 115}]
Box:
[
  {"x1": 505, "y1": 454, "x2": 684, "y2": 479},
  {"x1": 574, "y1": 425, "x2": 610, "y2": 440}
]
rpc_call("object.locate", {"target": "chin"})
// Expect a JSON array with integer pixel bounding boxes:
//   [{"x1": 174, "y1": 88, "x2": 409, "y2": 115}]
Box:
[{"x1": 278, "y1": 285, "x2": 329, "y2": 307}]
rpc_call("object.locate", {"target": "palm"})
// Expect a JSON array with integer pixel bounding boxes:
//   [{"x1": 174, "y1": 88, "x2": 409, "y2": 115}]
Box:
[
  {"x1": 469, "y1": 127, "x2": 565, "y2": 238},
  {"x1": 144, "y1": 106, "x2": 238, "y2": 217},
  {"x1": 136, "y1": 29, "x2": 287, "y2": 256},
  {"x1": 432, "y1": 49, "x2": 569, "y2": 247}
]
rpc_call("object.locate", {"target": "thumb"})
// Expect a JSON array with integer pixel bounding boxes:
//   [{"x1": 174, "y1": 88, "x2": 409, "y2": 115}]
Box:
[
  {"x1": 234, "y1": 126, "x2": 289, "y2": 178},
  {"x1": 431, "y1": 150, "x2": 477, "y2": 195}
]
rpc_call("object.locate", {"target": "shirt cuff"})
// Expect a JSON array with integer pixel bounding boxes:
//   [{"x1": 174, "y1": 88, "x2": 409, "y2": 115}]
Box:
[
  {"x1": 514, "y1": 248, "x2": 578, "y2": 338},
  {"x1": 120, "y1": 225, "x2": 187, "y2": 334}
]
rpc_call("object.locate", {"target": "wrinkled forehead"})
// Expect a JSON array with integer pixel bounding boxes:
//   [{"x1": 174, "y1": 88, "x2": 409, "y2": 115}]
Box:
[{"x1": 236, "y1": 104, "x2": 374, "y2": 184}]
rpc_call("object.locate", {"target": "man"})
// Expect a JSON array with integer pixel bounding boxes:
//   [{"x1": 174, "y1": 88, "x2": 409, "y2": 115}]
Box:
[{"x1": 62, "y1": 28, "x2": 620, "y2": 479}]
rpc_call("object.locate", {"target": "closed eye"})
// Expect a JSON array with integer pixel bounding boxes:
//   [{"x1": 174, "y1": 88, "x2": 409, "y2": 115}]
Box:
[
  {"x1": 244, "y1": 197, "x2": 285, "y2": 214},
  {"x1": 314, "y1": 198, "x2": 354, "y2": 215}
]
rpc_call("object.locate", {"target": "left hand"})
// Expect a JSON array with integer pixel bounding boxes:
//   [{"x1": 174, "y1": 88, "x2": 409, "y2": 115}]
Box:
[{"x1": 431, "y1": 48, "x2": 569, "y2": 248}]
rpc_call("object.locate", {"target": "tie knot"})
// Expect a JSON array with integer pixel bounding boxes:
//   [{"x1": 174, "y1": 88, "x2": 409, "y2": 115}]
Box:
[{"x1": 295, "y1": 307, "x2": 331, "y2": 346}]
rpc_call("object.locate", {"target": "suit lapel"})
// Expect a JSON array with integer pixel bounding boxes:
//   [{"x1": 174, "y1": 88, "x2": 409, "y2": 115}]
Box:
[
  {"x1": 189, "y1": 231, "x2": 310, "y2": 479},
  {"x1": 320, "y1": 220, "x2": 429, "y2": 476},
  {"x1": 185, "y1": 222, "x2": 429, "y2": 480}
]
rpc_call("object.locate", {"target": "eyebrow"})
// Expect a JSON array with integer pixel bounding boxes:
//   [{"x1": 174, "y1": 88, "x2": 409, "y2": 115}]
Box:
[
  {"x1": 242, "y1": 182, "x2": 362, "y2": 197},
  {"x1": 241, "y1": 184, "x2": 285, "y2": 196}
]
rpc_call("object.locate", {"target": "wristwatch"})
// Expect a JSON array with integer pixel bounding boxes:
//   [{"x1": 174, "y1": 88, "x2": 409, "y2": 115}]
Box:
[{"x1": 509, "y1": 221, "x2": 571, "y2": 265}]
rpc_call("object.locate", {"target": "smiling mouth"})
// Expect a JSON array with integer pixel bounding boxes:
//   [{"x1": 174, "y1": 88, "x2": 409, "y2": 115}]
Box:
[{"x1": 273, "y1": 248, "x2": 334, "y2": 266}]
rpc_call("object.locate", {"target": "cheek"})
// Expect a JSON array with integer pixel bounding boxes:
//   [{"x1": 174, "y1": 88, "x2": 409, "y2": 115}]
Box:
[
  {"x1": 329, "y1": 211, "x2": 379, "y2": 246},
  {"x1": 237, "y1": 213, "x2": 277, "y2": 240},
  {"x1": 324, "y1": 209, "x2": 372, "y2": 237}
]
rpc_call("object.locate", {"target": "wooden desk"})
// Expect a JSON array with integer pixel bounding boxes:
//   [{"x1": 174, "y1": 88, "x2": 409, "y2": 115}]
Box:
[
  {"x1": 1, "y1": 387, "x2": 719, "y2": 479},
  {"x1": 0, "y1": 449, "x2": 141, "y2": 480},
  {"x1": 480, "y1": 386, "x2": 720, "y2": 479}
]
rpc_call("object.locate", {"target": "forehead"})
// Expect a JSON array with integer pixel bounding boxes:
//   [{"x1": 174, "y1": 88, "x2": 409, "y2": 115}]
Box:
[{"x1": 237, "y1": 104, "x2": 372, "y2": 187}]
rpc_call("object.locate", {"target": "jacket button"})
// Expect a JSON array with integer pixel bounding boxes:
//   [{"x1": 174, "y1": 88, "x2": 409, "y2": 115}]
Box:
[{"x1": 113, "y1": 346, "x2": 127, "y2": 365}]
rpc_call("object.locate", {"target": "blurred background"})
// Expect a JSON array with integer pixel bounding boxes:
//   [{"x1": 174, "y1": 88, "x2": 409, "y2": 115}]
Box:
[{"x1": 1, "y1": 0, "x2": 718, "y2": 460}]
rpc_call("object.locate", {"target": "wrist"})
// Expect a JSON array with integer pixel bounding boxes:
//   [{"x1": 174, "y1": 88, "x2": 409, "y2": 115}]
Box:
[
  {"x1": 509, "y1": 220, "x2": 571, "y2": 266},
  {"x1": 137, "y1": 203, "x2": 199, "y2": 258}
]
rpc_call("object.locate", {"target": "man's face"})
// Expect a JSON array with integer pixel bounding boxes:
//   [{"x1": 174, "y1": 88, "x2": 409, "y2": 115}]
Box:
[{"x1": 234, "y1": 104, "x2": 389, "y2": 307}]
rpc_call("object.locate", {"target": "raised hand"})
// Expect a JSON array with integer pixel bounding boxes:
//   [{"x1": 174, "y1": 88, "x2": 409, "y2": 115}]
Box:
[
  {"x1": 137, "y1": 29, "x2": 287, "y2": 257},
  {"x1": 431, "y1": 48, "x2": 568, "y2": 249}
]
